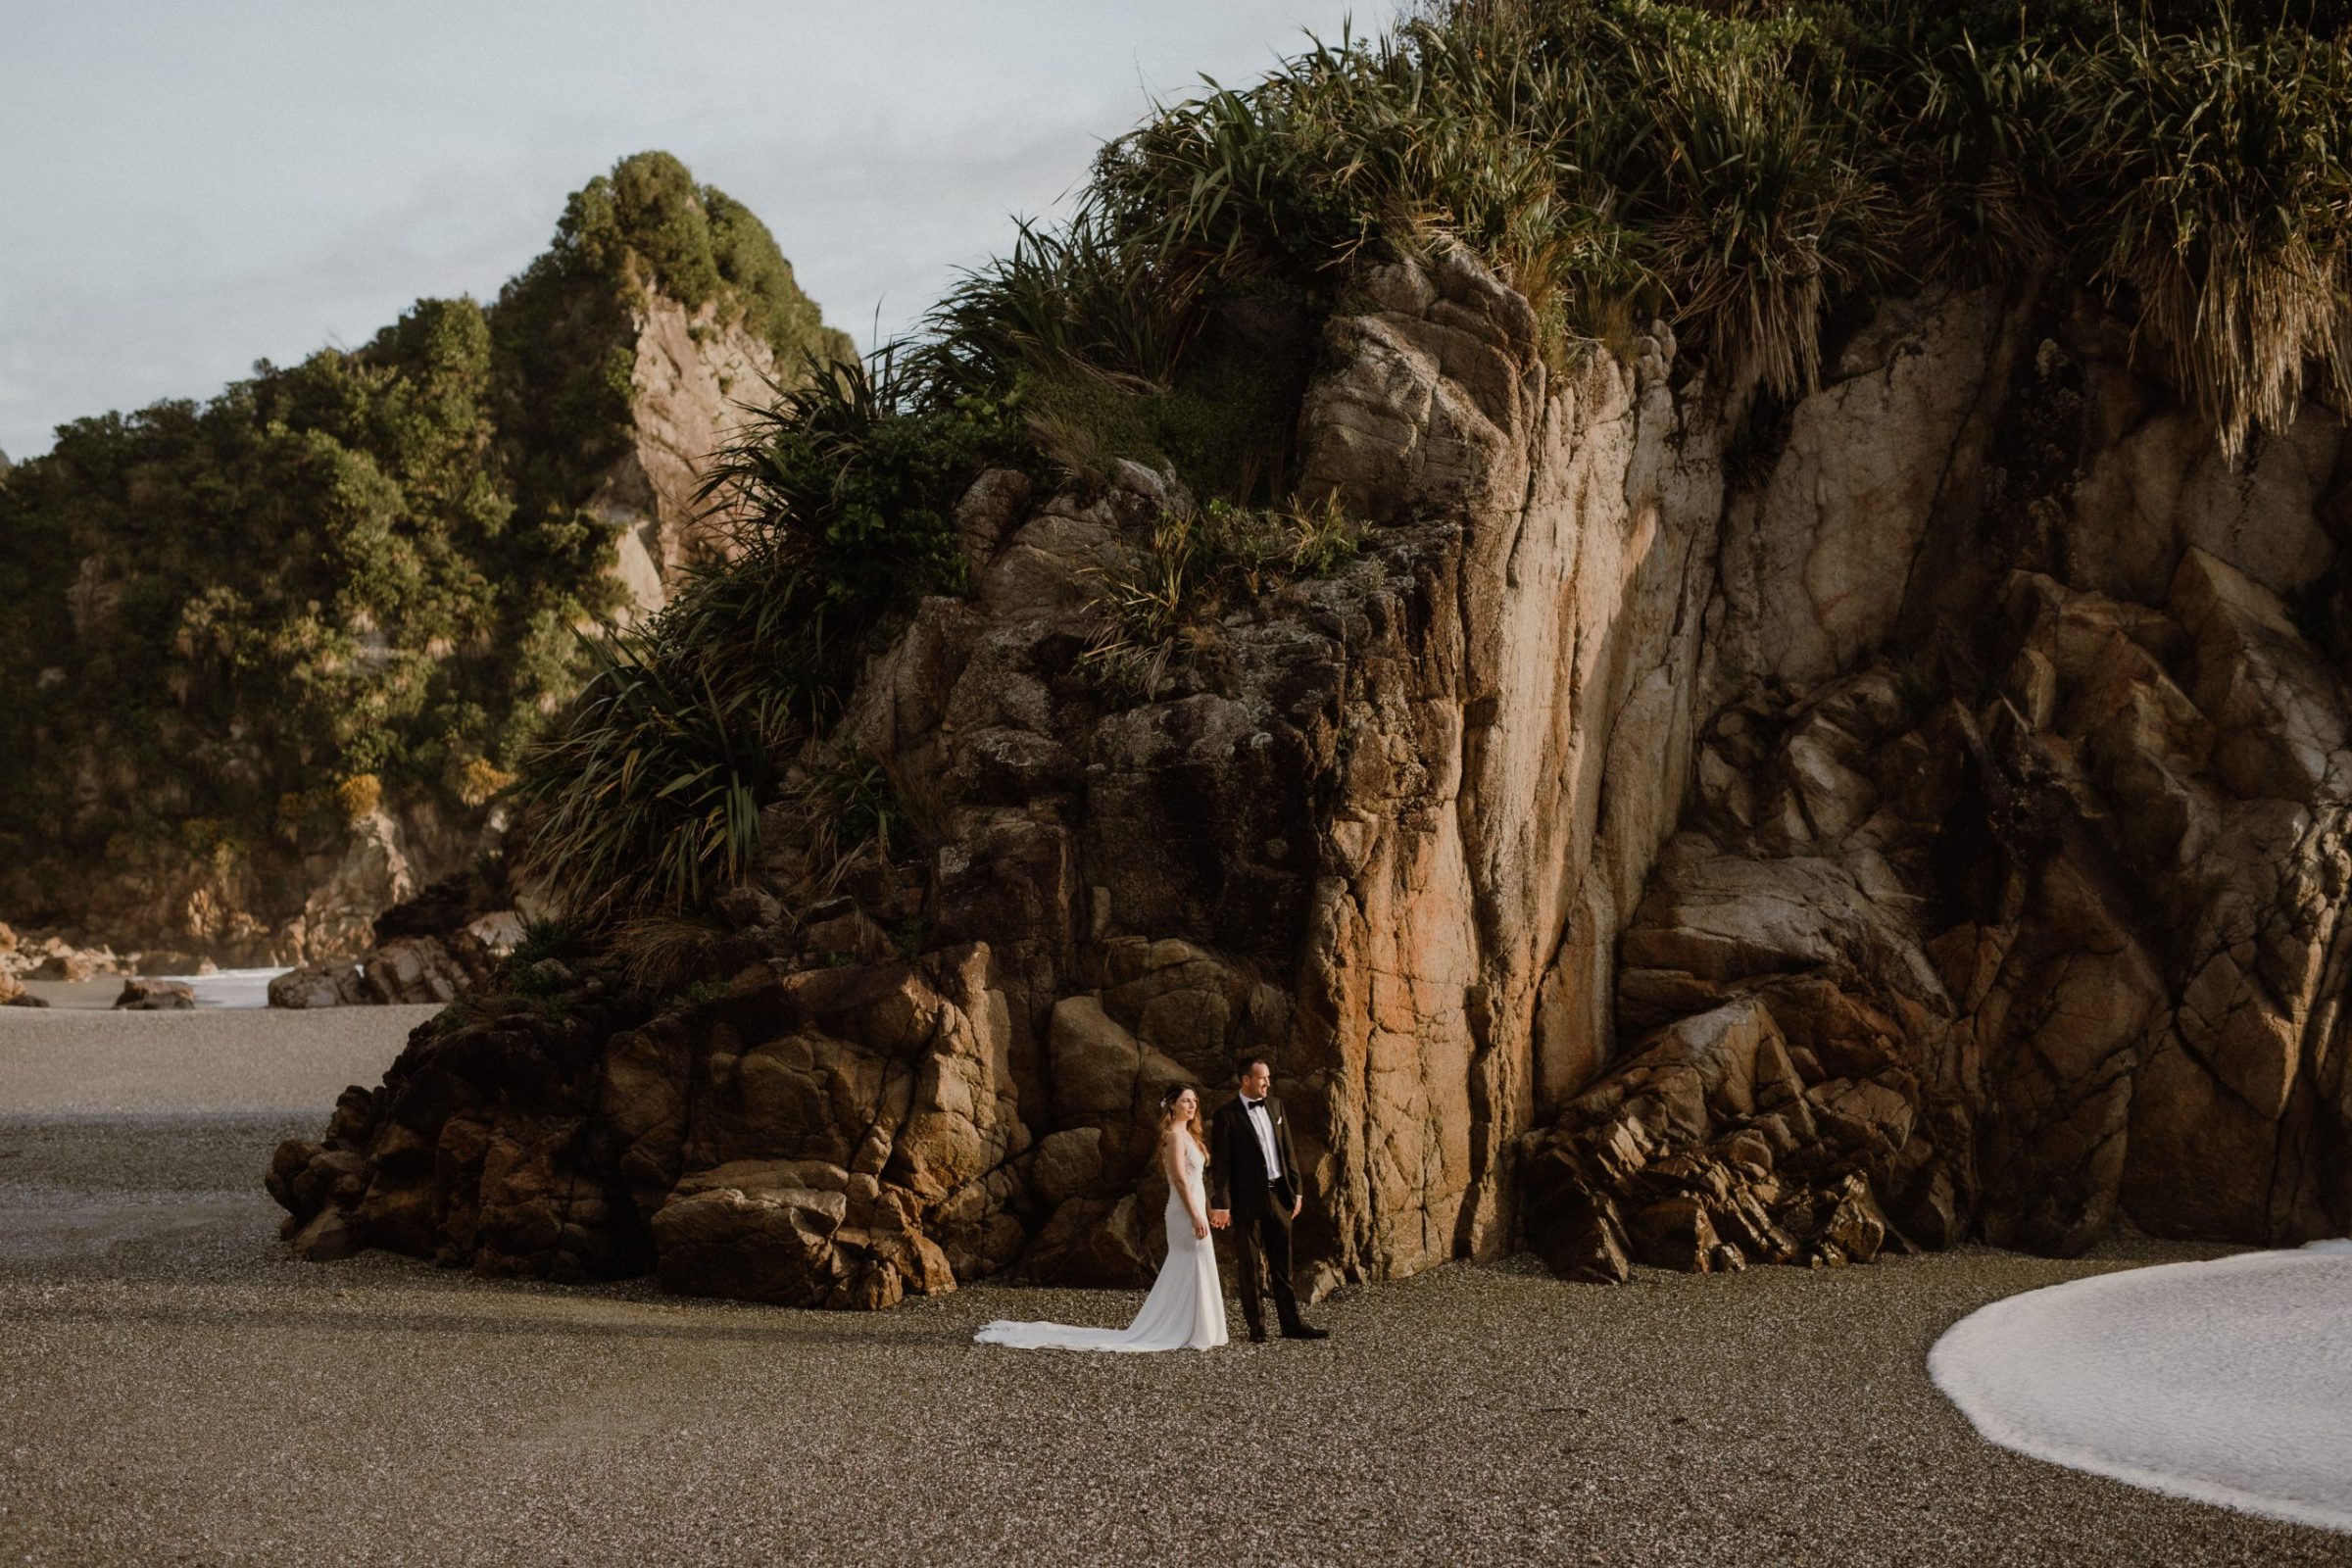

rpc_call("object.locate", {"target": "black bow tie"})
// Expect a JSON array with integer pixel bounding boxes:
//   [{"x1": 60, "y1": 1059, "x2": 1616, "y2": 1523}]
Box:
[{"x1": 1243, "y1": 1098, "x2": 1266, "y2": 1109}]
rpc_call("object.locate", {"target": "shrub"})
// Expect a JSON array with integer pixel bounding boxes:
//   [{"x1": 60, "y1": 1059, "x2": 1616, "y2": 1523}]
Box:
[
  {"x1": 510, "y1": 354, "x2": 1018, "y2": 921},
  {"x1": 334, "y1": 773, "x2": 383, "y2": 822},
  {"x1": 934, "y1": 1, "x2": 2352, "y2": 451},
  {"x1": 2063, "y1": 21, "x2": 2352, "y2": 461},
  {"x1": 697, "y1": 350, "x2": 1020, "y2": 612},
  {"x1": 453, "y1": 755, "x2": 516, "y2": 808},
  {"x1": 1079, "y1": 497, "x2": 1364, "y2": 702},
  {"x1": 509, "y1": 611, "x2": 802, "y2": 921}
]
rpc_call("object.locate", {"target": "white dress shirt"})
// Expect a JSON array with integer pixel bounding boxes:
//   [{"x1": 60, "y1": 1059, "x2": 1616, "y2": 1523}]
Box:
[{"x1": 1242, "y1": 1098, "x2": 1281, "y2": 1180}]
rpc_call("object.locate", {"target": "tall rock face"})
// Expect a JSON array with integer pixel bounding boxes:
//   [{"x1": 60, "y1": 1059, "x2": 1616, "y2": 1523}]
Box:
[
  {"x1": 272, "y1": 249, "x2": 2351, "y2": 1304},
  {"x1": 0, "y1": 152, "x2": 847, "y2": 967},
  {"x1": 1274, "y1": 253, "x2": 1722, "y2": 1279},
  {"x1": 1525, "y1": 290, "x2": 2352, "y2": 1277},
  {"x1": 595, "y1": 290, "x2": 788, "y2": 618}
]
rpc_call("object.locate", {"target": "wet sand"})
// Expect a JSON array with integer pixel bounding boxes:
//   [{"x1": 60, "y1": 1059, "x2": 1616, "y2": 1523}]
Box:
[{"x1": 0, "y1": 1005, "x2": 2342, "y2": 1567}]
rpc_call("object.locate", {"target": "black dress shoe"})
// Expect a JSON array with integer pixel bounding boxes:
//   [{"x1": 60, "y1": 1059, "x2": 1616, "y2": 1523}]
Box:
[
  {"x1": 1281, "y1": 1323, "x2": 1329, "y2": 1341},
  {"x1": 1248, "y1": 1325, "x2": 1268, "y2": 1343}
]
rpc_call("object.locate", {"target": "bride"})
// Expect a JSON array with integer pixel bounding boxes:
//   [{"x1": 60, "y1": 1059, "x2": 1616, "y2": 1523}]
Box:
[{"x1": 975, "y1": 1085, "x2": 1228, "y2": 1352}]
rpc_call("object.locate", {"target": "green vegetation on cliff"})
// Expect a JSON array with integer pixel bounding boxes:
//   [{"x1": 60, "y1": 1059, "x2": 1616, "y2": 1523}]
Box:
[
  {"x1": 521, "y1": 1, "x2": 2352, "y2": 929},
  {"x1": 0, "y1": 152, "x2": 846, "y2": 939},
  {"x1": 515, "y1": 356, "x2": 1019, "y2": 919},
  {"x1": 494, "y1": 151, "x2": 851, "y2": 508},
  {"x1": 1029, "y1": 0, "x2": 2352, "y2": 456}
]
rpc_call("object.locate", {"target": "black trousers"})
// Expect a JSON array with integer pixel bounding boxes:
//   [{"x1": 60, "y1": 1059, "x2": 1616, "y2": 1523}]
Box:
[{"x1": 1231, "y1": 1181, "x2": 1304, "y2": 1333}]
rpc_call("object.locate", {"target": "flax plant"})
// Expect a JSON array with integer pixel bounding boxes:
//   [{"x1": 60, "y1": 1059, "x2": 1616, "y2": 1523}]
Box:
[
  {"x1": 514, "y1": 0, "x2": 2352, "y2": 936},
  {"x1": 2066, "y1": 21, "x2": 2352, "y2": 462},
  {"x1": 511, "y1": 351, "x2": 1012, "y2": 921}
]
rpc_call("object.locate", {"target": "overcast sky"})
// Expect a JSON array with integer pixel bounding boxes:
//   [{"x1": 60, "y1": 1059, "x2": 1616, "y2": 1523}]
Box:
[{"x1": 0, "y1": 0, "x2": 1378, "y2": 461}]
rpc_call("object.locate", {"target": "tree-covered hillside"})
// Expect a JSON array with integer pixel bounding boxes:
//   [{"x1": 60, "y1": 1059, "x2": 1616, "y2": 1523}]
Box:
[{"x1": 0, "y1": 151, "x2": 849, "y2": 955}]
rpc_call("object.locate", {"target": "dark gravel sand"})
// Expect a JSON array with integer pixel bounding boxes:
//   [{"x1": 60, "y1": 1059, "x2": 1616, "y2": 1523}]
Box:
[{"x1": 0, "y1": 1008, "x2": 2344, "y2": 1567}]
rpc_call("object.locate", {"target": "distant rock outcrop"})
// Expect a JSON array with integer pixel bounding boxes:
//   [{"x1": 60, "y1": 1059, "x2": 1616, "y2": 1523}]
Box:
[
  {"x1": 271, "y1": 249, "x2": 2351, "y2": 1303},
  {"x1": 0, "y1": 153, "x2": 847, "y2": 973},
  {"x1": 599, "y1": 289, "x2": 791, "y2": 618},
  {"x1": 269, "y1": 870, "x2": 523, "y2": 1007},
  {"x1": 114, "y1": 977, "x2": 195, "y2": 1010},
  {"x1": 0, "y1": 923, "x2": 137, "y2": 990}
]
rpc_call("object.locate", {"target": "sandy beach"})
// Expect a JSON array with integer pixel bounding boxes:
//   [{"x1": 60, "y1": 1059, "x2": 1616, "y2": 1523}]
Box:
[{"x1": 0, "y1": 1005, "x2": 2343, "y2": 1568}]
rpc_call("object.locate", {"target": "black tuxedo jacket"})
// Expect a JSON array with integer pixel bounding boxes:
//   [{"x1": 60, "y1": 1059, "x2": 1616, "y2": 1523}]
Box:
[{"x1": 1208, "y1": 1093, "x2": 1301, "y2": 1214}]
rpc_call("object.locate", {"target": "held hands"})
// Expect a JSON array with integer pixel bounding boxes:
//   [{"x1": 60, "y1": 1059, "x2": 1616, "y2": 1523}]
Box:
[{"x1": 1208, "y1": 1208, "x2": 1231, "y2": 1230}]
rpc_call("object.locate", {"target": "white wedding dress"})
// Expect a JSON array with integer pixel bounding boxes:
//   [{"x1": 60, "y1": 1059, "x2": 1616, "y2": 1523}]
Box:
[{"x1": 975, "y1": 1137, "x2": 1228, "y2": 1352}]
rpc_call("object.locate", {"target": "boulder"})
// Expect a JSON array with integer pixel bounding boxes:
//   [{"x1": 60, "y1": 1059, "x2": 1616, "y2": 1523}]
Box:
[
  {"x1": 653, "y1": 1185, "x2": 850, "y2": 1304},
  {"x1": 269, "y1": 943, "x2": 1024, "y2": 1303},
  {"x1": 1031, "y1": 1127, "x2": 1106, "y2": 1206},
  {"x1": 269, "y1": 966, "x2": 357, "y2": 1009},
  {"x1": 113, "y1": 978, "x2": 195, "y2": 1010},
  {"x1": 1629, "y1": 1198, "x2": 1720, "y2": 1272},
  {"x1": 1819, "y1": 1173, "x2": 1891, "y2": 1265},
  {"x1": 32, "y1": 952, "x2": 94, "y2": 982},
  {"x1": 1528, "y1": 1189, "x2": 1633, "y2": 1285}
]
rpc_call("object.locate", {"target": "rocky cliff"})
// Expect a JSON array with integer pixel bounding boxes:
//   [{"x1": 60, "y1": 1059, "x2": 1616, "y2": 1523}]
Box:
[
  {"x1": 0, "y1": 152, "x2": 848, "y2": 969},
  {"x1": 269, "y1": 238, "x2": 2352, "y2": 1301},
  {"x1": 269, "y1": 2, "x2": 2352, "y2": 1301}
]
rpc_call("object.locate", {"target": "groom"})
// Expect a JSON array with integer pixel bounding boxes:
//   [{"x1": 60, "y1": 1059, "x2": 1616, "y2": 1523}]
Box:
[{"x1": 1207, "y1": 1056, "x2": 1329, "y2": 1343}]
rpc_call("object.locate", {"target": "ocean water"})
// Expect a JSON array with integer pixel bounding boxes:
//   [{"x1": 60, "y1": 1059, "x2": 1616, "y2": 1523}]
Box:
[
  {"x1": 155, "y1": 967, "x2": 289, "y2": 1009},
  {"x1": 1931, "y1": 1241, "x2": 2352, "y2": 1534}
]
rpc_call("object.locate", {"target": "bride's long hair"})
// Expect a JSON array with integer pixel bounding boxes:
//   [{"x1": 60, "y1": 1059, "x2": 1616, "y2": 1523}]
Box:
[{"x1": 1159, "y1": 1084, "x2": 1207, "y2": 1156}]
